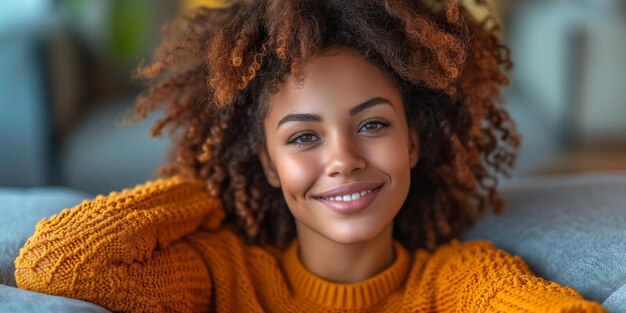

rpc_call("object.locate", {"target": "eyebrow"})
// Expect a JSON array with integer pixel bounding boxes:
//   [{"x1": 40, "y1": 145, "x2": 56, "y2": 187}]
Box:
[{"x1": 276, "y1": 97, "x2": 393, "y2": 129}]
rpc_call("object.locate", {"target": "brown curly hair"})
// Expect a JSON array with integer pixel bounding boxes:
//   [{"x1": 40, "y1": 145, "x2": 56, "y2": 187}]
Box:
[{"x1": 130, "y1": 0, "x2": 521, "y2": 251}]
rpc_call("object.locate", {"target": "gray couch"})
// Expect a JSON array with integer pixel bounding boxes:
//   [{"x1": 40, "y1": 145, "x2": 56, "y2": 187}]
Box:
[{"x1": 1, "y1": 173, "x2": 625, "y2": 312}]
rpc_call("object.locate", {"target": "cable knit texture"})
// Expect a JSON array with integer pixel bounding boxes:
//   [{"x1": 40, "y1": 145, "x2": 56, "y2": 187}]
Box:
[{"x1": 14, "y1": 177, "x2": 609, "y2": 312}]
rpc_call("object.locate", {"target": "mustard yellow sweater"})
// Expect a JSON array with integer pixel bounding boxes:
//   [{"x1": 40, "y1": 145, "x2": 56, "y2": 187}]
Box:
[{"x1": 14, "y1": 176, "x2": 608, "y2": 312}]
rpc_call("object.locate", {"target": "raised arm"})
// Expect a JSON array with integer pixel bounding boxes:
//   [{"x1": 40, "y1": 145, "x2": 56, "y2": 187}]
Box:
[
  {"x1": 14, "y1": 176, "x2": 225, "y2": 313},
  {"x1": 431, "y1": 240, "x2": 609, "y2": 313}
]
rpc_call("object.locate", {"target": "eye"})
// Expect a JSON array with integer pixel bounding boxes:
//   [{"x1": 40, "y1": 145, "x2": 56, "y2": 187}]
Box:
[
  {"x1": 358, "y1": 118, "x2": 390, "y2": 133},
  {"x1": 288, "y1": 132, "x2": 320, "y2": 146}
]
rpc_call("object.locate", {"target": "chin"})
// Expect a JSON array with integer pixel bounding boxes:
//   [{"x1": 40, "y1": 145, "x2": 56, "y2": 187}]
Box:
[{"x1": 323, "y1": 223, "x2": 387, "y2": 245}]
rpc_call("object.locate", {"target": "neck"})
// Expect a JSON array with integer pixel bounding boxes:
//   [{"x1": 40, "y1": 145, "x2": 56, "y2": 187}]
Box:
[{"x1": 295, "y1": 222, "x2": 395, "y2": 284}]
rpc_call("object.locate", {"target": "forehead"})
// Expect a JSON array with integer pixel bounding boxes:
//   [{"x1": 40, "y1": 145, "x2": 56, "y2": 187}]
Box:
[{"x1": 264, "y1": 48, "x2": 402, "y2": 119}]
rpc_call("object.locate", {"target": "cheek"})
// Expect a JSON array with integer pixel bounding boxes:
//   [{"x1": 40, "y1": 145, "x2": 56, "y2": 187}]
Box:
[
  {"x1": 275, "y1": 152, "x2": 320, "y2": 201},
  {"x1": 366, "y1": 135, "x2": 412, "y2": 218},
  {"x1": 366, "y1": 133, "x2": 411, "y2": 178}
]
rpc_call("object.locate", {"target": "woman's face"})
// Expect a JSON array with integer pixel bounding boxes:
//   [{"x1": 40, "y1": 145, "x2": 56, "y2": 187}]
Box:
[{"x1": 258, "y1": 47, "x2": 419, "y2": 245}]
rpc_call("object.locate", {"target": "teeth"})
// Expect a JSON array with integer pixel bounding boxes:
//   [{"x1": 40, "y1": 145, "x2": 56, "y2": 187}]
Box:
[
  {"x1": 322, "y1": 189, "x2": 373, "y2": 202},
  {"x1": 351, "y1": 192, "x2": 360, "y2": 201}
]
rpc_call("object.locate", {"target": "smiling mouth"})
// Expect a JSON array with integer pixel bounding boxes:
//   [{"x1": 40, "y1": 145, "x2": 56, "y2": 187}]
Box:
[
  {"x1": 314, "y1": 184, "x2": 384, "y2": 215},
  {"x1": 318, "y1": 187, "x2": 378, "y2": 202}
]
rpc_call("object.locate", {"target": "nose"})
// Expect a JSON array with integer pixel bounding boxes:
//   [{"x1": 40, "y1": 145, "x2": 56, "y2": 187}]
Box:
[{"x1": 324, "y1": 134, "x2": 366, "y2": 177}]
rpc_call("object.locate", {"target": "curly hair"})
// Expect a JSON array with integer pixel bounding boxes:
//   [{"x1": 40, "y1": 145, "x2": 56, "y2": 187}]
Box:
[{"x1": 130, "y1": 0, "x2": 521, "y2": 251}]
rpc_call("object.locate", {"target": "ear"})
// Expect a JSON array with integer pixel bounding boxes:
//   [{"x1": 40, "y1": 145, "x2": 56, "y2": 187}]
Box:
[
  {"x1": 408, "y1": 128, "x2": 420, "y2": 169},
  {"x1": 257, "y1": 148, "x2": 281, "y2": 188}
]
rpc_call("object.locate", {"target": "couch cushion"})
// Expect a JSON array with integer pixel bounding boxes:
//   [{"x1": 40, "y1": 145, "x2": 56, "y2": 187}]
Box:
[
  {"x1": 604, "y1": 283, "x2": 626, "y2": 311},
  {"x1": 0, "y1": 284, "x2": 110, "y2": 313},
  {"x1": 462, "y1": 172, "x2": 626, "y2": 313}
]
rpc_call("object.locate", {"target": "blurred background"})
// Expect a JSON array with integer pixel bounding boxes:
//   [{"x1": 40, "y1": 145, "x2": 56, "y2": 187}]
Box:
[{"x1": 0, "y1": 0, "x2": 625, "y2": 194}]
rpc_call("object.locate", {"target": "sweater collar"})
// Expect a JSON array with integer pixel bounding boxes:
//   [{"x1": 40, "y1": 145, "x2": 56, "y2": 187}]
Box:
[{"x1": 281, "y1": 239, "x2": 411, "y2": 309}]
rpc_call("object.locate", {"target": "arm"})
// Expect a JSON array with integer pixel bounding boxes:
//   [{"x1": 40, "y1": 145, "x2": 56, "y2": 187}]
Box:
[
  {"x1": 14, "y1": 176, "x2": 225, "y2": 313},
  {"x1": 432, "y1": 240, "x2": 609, "y2": 313}
]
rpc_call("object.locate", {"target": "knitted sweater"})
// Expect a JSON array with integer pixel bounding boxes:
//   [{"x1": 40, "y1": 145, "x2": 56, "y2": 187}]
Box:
[{"x1": 14, "y1": 176, "x2": 608, "y2": 313}]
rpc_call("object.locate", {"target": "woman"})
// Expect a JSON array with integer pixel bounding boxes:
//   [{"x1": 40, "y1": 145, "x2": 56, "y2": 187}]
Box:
[{"x1": 15, "y1": 0, "x2": 607, "y2": 312}]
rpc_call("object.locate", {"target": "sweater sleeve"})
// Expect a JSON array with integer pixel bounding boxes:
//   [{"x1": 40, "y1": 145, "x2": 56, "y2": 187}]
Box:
[
  {"x1": 432, "y1": 240, "x2": 609, "y2": 313},
  {"x1": 14, "y1": 176, "x2": 225, "y2": 313}
]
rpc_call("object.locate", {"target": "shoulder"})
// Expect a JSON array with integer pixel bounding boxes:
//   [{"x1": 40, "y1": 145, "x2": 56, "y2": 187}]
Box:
[
  {"x1": 184, "y1": 226, "x2": 286, "y2": 286},
  {"x1": 432, "y1": 239, "x2": 523, "y2": 262},
  {"x1": 411, "y1": 239, "x2": 533, "y2": 279},
  {"x1": 186, "y1": 226, "x2": 282, "y2": 261},
  {"x1": 409, "y1": 240, "x2": 535, "y2": 300}
]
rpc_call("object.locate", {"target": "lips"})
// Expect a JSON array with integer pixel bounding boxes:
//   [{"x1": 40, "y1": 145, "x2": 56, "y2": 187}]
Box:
[
  {"x1": 313, "y1": 182, "x2": 384, "y2": 215},
  {"x1": 313, "y1": 182, "x2": 384, "y2": 199}
]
